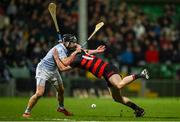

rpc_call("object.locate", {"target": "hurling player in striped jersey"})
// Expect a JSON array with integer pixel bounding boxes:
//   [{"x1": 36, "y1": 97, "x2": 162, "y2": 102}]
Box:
[{"x1": 53, "y1": 43, "x2": 149, "y2": 117}]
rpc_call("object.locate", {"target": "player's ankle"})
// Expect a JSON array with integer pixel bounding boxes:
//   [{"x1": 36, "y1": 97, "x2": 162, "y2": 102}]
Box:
[
  {"x1": 132, "y1": 74, "x2": 142, "y2": 80},
  {"x1": 58, "y1": 106, "x2": 65, "y2": 110},
  {"x1": 24, "y1": 107, "x2": 31, "y2": 114}
]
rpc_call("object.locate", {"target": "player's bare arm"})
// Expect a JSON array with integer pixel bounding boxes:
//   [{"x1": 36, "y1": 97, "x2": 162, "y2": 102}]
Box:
[
  {"x1": 62, "y1": 48, "x2": 81, "y2": 65},
  {"x1": 83, "y1": 45, "x2": 106, "y2": 55},
  {"x1": 53, "y1": 43, "x2": 105, "y2": 70},
  {"x1": 53, "y1": 45, "x2": 82, "y2": 71},
  {"x1": 53, "y1": 48, "x2": 72, "y2": 71}
]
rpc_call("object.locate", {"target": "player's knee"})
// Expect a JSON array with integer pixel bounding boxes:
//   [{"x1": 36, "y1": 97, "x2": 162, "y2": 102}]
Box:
[
  {"x1": 116, "y1": 84, "x2": 123, "y2": 90},
  {"x1": 35, "y1": 92, "x2": 44, "y2": 98},
  {"x1": 111, "y1": 81, "x2": 124, "y2": 89}
]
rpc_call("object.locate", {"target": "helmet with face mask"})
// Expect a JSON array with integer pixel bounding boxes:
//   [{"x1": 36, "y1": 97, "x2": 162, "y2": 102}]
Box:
[
  {"x1": 62, "y1": 34, "x2": 77, "y2": 43},
  {"x1": 62, "y1": 34, "x2": 78, "y2": 53}
]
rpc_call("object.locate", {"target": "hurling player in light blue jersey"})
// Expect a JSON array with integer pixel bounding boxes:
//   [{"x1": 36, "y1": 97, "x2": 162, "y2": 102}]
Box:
[{"x1": 23, "y1": 34, "x2": 78, "y2": 117}]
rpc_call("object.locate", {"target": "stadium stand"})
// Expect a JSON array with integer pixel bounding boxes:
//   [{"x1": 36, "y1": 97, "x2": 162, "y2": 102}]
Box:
[{"x1": 0, "y1": 0, "x2": 180, "y2": 96}]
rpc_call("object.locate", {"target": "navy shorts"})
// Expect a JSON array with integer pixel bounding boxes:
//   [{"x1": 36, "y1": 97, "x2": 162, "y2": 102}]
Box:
[{"x1": 103, "y1": 63, "x2": 120, "y2": 87}]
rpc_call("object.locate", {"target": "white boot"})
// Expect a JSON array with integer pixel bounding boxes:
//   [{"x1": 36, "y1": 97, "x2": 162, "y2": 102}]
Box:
[{"x1": 141, "y1": 69, "x2": 149, "y2": 80}]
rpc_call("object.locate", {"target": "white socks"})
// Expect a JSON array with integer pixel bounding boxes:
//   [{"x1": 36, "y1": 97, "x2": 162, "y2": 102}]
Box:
[{"x1": 25, "y1": 107, "x2": 31, "y2": 113}]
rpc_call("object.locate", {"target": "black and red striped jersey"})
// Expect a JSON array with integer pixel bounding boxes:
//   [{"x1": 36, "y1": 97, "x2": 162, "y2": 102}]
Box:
[{"x1": 69, "y1": 50, "x2": 108, "y2": 78}]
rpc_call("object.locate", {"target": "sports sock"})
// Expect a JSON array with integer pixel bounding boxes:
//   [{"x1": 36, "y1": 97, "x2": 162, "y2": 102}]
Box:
[
  {"x1": 59, "y1": 103, "x2": 64, "y2": 110},
  {"x1": 126, "y1": 101, "x2": 140, "y2": 111},
  {"x1": 25, "y1": 107, "x2": 31, "y2": 113}
]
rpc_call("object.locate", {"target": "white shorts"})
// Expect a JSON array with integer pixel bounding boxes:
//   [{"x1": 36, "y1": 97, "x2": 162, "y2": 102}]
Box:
[{"x1": 35, "y1": 64, "x2": 63, "y2": 87}]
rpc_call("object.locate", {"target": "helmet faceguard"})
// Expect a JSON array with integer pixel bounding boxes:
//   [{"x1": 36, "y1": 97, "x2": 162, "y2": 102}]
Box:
[
  {"x1": 62, "y1": 34, "x2": 78, "y2": 51},
  {"x1": 62, "y1": 34, "x2": 77, "y2": 44}
]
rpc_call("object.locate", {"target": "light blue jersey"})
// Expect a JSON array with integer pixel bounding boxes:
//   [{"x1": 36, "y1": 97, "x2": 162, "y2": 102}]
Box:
[{"x1": 39, "y1": 43, "x2": 68, "y2": 71}]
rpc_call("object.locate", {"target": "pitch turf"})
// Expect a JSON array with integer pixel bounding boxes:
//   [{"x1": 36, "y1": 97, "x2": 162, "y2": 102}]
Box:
[{"x1": 0, "y1": 97, "x2": 180, "y2": 121}]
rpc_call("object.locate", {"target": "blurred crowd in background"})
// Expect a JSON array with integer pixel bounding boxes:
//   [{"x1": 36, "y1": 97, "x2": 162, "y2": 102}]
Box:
[
  {"x1": 0, "y1": 0, "x2": 78, "y2": 83},
  {"x1": 89, "y1": 1, "x2": 180, "y2": 65},
  {"x1": 88, "y1": 1, "x2": 180, "y2": 79},
  {"x1": 0, "y1": 0, "x2": 180, "y2": 85}
]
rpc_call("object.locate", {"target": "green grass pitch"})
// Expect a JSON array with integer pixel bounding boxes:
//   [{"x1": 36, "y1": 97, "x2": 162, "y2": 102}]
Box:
[{"x1": 0, "y1": 97, "x2": 180, "y2": 121}]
